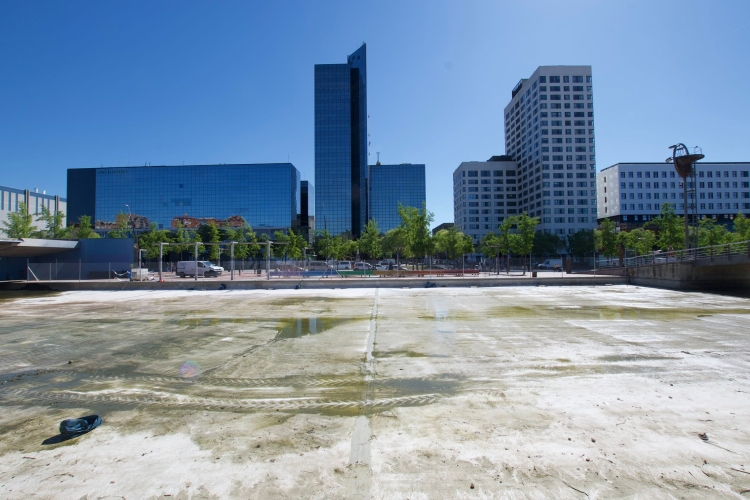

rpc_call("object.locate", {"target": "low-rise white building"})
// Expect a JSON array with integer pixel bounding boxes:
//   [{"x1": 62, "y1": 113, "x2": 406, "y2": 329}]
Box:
[
  {"x1": 597, "y1": 162, "x2": 750, "y2": 229},
  {"x1": 0, "y1": 186, "x2": 67, "y2": 233}
]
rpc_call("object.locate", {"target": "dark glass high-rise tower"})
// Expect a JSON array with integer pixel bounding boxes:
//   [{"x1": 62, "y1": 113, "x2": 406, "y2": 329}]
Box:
[{"x1": 314, "y1": 44, "x2": 367, "y2": 237}]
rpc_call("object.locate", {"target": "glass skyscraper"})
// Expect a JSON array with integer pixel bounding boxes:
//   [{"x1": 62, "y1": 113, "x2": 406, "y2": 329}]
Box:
[
  {"x1": 300, "y1": 180, "x2": 315, "y2": 243},
  {"x1": 368, "y1": 164, "x2": 426, "y2": 233},
  {"x1": 67, "y1": 163, "x2": 301, "y2": 232},
  {"x1": 314, "y1": 44, "x2": 367, "y2": 237}
]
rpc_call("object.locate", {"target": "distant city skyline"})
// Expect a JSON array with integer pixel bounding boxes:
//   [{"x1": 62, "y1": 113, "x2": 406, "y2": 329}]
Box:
[{"x1": 1, "y1": 1, "x2": 749, "y2": 228}]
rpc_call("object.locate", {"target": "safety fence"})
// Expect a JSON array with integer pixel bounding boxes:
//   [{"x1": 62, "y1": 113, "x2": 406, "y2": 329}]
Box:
[
  {"x1": 22, "y1": 257, "x2": 519, "y2": 282},
  {"x1": 621, "y1": 239, "x2": 750, "y2": 268}
]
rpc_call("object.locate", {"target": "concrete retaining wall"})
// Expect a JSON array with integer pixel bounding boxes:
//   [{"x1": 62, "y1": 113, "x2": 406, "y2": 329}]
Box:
[
  {"x1": 627, "y1": 257, "x2": 750, "y2": 290},
  {"x1": 0, "y1": 275, "x2": 629, "y2": 292}
]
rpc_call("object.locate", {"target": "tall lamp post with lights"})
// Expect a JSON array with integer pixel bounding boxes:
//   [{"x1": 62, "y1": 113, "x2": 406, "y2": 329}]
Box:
[{"x1": 666, "y1": 144, "x2": 704, "y2": 251}]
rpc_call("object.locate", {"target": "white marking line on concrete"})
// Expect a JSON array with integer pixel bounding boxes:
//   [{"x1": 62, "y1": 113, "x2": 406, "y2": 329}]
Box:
[
  {"x1": 349, "y1": 416, "x2": 372, "y2": 465},
  {"x1": 346, "y1": 289, "x2": 379, "y2": 498},
  {"x1": 364, "y1": 288, "x2": 378, "y2": 369}
]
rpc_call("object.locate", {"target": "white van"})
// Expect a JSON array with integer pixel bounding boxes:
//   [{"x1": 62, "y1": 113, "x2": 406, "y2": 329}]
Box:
[
  {"x1": 177, "y1": 261, "x2": 224, "y2": 278},
  {"x1": 537, "y1": 259, "x2": 563, "y2": 270},
  {"x1": 336, "y1": 261, "x2": 353, "y2": 270}
]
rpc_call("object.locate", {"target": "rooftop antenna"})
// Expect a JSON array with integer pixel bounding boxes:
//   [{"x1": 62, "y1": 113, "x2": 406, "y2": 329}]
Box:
[{"x1": 376, "y1": 152, "x2": 381, "y2": 166}]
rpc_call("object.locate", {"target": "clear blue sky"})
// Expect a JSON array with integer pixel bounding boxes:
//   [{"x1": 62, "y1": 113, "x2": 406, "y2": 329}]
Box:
[{"x1": 1, "y1": 0, "x2": 748, "y2": 227}]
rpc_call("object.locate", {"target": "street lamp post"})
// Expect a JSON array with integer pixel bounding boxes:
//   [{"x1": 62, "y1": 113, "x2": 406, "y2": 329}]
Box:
[{"x1": 667, "y1": 144, "x2": 704, "y2": 251}]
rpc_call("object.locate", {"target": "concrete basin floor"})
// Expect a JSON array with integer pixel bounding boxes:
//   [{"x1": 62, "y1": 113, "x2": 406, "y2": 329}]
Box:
[{"x1": 0, "y1": 286, "x2": 749, "y2": 498}]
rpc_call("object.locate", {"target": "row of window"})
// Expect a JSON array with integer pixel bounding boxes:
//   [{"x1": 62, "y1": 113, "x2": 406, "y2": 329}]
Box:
[
  {"x1": 464, "y1": 170, "x2": 516, "y2": 177},
  {"x1": 618, "y1": 170, "x2": 749, "y2": 179},
  {"x1": 539, "y1": 85, "x2": 593, "y2": 92},
  {"x1": 618, "y1": 203, "x2": 750, "y2": 212},
  {"x1": 619, "y1": 181, "x2": 750, "y2": 190},
  {"x1": 540, "y1": 75, "x2": 591, "y2": 84}
]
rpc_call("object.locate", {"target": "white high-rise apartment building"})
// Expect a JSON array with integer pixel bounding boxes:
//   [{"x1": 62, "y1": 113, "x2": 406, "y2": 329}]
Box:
[
  {"x1": 597, "y1": 162, "x2": 750, "y2": 229},
  {"x1": 453, "y1": 156, "x2": 517, "y2": 244},
  {"x1": 503, "y1": 66, "x2": 597, "y2": 236}
]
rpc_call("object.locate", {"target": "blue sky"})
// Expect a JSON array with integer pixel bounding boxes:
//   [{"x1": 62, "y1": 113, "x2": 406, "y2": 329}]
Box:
[{"x1": 1, "y1": 0, "x2": 748, "y2": 227}]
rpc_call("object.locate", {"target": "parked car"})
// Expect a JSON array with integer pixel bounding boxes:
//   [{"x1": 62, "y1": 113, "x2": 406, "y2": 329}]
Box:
[
  {"x1": 354, "y1": 262, "x2": 372, "y2": 270},
  {"x1": 307, "y1": 261, "x2": 334, "y2": 271},
  {"x1": 377, "y1": 259, "x2": 396, "y2": 268},
  {"x1": 336, "y1": 261, "x2": 353, "y2": 270},
  {"x1": 176, "y1": 261, "x2": 224, "y2": 278},
  {"x1": 537, "y1": 259, "x2": 563, "y2": 270}
]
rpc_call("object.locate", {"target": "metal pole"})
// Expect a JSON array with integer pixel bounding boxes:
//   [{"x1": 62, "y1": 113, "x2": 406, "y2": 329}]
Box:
[
  {"x1": 78, "y1": 258, "x2": 81, "y2": 281},
  {"x1": 159, "y1": 243, "x2": 163, "y2": 282},
  {"x1": 266, "y1": 240, "x2": 271, "y2": 281},
  {"x1": 26, "y1": 258, "x2": 29, "y2": 281},
  {"x1": 231, "y1": 242, "x2": 235, "y2": 281},
  {"x1": 109, "y1": 262, "x2": 111, "y2": 282},
  {"x1": 49, "y1": 262, "x2": 52, "y2": 282},
  {"x1": 683, "y1": 176, "x2": 689, "y2": 251},
  {"x1": 194, "y1": 242, "x2": 198, "y2": 282}
]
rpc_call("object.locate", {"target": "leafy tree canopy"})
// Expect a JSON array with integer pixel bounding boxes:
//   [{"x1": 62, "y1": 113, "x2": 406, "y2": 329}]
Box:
[{"x1": 1, "y1": 202, "x2": 38, "y2": 239}]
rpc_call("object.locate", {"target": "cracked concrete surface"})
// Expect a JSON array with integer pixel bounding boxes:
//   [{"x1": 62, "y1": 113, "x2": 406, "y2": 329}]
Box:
[{"x1": 1, "y1": 286, "x2": 750, "y2": 498}]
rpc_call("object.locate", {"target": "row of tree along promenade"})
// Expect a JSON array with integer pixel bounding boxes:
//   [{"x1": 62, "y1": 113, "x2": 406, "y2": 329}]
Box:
[{"x1": 4, "y1": 201, "x2": 750, "y2": 275}]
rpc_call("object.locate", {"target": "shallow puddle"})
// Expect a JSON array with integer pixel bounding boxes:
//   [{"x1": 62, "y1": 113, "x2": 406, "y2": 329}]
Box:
[{"x1": 274, "y1": 317, "x2": 357, "y2": 339}]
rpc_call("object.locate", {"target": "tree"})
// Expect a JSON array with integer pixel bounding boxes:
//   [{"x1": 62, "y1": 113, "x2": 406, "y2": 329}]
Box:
[
  {"x1": 434, "y1": 226, "x2": 473, "y2": 261},
  {"x1": 532, "y1": 232, "x2": 562, "y2": 258},
  {"x1": 314, "y1": 230, "x2": 341, "y2": 261},
  {"x1": 342, "y1": 238, "x2": 359, "y2": 259},
  {"x1": 497, "y1": 216, "x2": 518, "y2": 273},
  {"x1": 594, "y1": 218, "x2": 618, "y2": 258},
  {"x1": 173, "y1": 221, "x2": 199, "y2": 258},
  {"x1": 566, "y1": 229, "x2": 596, "y2": 257},
  {"x1": 731, "y1": 212, "x2": 750, "y2": 242},
  {"x1": 359, "y1": 219, "x2": 382, "y2": 259},
  {"x1": 648, "y1": 203, "x2": 685, "y2": 250},
  {"x1": 397, "y1": 202, "x2": 435, "y2": 268},
  {"x1": 35, "y1": 205, "x2": 69, "y2": 239},
  {"x1": 233, "y1": 224, "x2": 260, "y2": 267},
  {"x1": 697, "y1": 218, "x2": 730, "y2": 248},
  {"x1": 479, "y1": 233, "x2": 501, "y2": 262},
  {"x1": 197, "y1": 222, "x2": 220, "y2": 260},
  {"x1": 109, "y1": 212, "x2": 131, "y2": 239},
  {"x1": 512, "y1": 213, "x2": 539, "y2": 273},
  {"x1": 138, "y1": 224, "x2": 174, "y2": 260},
  {"x1": 73, "y1": 215, "x2": 100, "y2": 239},
  {"x1": 272, "y1": 230, "x2": 290, "y2": 259},
  {"x1": 1, "y1": 202, "x2": 37, "y2": 238},
  {"x1": 273, "y1": 229, "x2": 306, "y2": 260},
  {"x1": 458, "y1": 233, "x2": 475, "y2": 259},
  {"x1": 619, "y1": 228, "x2": 656, "y2": 256},
  {"x1": 381, "y1": 227, "x2": 410, "y2": 266}
]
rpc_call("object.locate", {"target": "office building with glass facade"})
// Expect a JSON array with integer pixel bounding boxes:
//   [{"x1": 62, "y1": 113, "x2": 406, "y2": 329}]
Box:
[
  {"x1": 66, "y1": 164, "x2": 301, "y2": 233},
  {"x1": 597, "y1": 162, "x2": 750, "y2": 230},
  {"x1": 300, "y1": 180, "x2": 315, "y2": 243},
  {"x1": 368, "y1": 164, "x2": 426, "y2": 233},
  {"x1": 0, "y1": 186, "x2": 66, "y2": 231},
  {"x1": 503, "y1": 66, "x2": 597, "y2": 236},
  {"x1": 314, "y1": 44, "x2": 368, "y2": 237}
]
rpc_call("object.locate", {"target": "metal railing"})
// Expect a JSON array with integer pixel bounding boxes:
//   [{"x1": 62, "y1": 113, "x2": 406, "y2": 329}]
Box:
[{"x1": 621, "y1": 239, "x2": 750, "y2": 268}]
